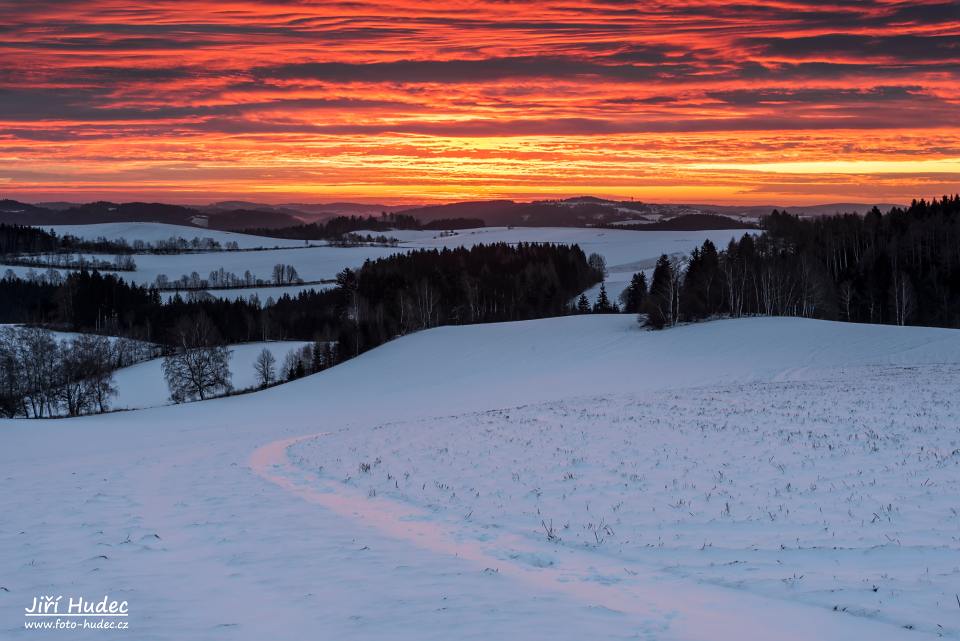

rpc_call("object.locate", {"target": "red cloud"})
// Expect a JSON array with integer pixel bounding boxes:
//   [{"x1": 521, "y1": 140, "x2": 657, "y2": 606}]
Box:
[{"x1": 0, "y1": 0, "x2": 957, "y2": 203}]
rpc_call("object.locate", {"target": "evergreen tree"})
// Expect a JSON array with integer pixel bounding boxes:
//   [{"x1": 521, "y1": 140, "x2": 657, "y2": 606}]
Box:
[
  {"x1": 592, "y1": 283, "x2": 615, "y2": 313},
  {"x1": 645, "y1": 255, "x2": 675, "y2": 329},
  {"x1": 680, "y1": 240, "x2": 721, "y2": 320},
  {"x1": 620, "y1": 272, "x2": 648, "y2": 314},
  {"x1": 576, "y1": 293, "x2": 591, "y2": 314}
]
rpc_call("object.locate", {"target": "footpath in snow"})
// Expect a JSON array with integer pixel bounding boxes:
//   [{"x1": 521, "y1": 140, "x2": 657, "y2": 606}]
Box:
[{"x1": 1, "y1": 316, "x2": 958, "y2": 640}]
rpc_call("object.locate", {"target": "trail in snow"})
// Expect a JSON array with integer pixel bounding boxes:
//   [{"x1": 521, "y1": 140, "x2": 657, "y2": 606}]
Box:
[
  {"x1": 250, "y1": 432, "x2": 937, "y2": 641},
  {"x1": 4, "y1": 316, "x2": 959, "y2": 640}
]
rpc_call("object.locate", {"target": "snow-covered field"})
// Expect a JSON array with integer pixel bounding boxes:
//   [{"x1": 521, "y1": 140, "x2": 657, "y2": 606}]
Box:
[
  {"x1": 391, "y1": 227, "x2": 746, "y2": 303},
  {"x1": 294, "y1": 368, "x2": 960, "y2": 635},
  {"x1": 1, "y1": 316, "x2": 957, "y2": 640},
  {"x1": 45, "y1": 222, "x2": 312, "y2": 249},
  {"x1": 111, "y1": 341, "x2": 311, "y2": 410},
  {"x1": 382, "y1": 227, "x2": 745, "y2": 268},
  {"x1": 11, "y1": 224, "x2": 745, "y2": 304},
  {"x1": 75, "y1": 245, "x2": 400, "y2": 287}
]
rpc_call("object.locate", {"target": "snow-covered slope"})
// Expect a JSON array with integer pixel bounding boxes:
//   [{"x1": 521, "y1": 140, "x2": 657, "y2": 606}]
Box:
[
  {"x1": 396, "y1": 227, "x2": 747, "y2": 304},
  {"x1": 45, "y1": 222, "x2": 311, "y2": 249},
  {"x1": 8, "y1": 227, "x2": 743, "y2": 305},
  {"x1": 1, "y1": 316, "x2": 958, "y2": 640},
  {"x1": 92, "y1": 245, "x2": 400, "y2": 287},
  {"x1": 388, "y1": 226, "x2": 745, "y2": 268},
  {"x1": 111, "y1": 340, "x2": 311, "y2": 410}
]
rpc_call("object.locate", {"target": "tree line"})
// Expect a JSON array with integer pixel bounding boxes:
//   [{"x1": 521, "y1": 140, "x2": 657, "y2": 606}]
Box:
[
  {"x1": 0, "y1": 222, "x2": 244, "y2": 257},
  {"x1": 153, "y1": 263, "x2": 306, "y2": 291},
  {"x1": 1, "y1": 240, "x2": 600, "y2": 355},
  {"x1": 0, "y1": 326, "x2": 155, "y2": 417},
  {"x1": 332, "y1": 242, "x2": 600, "y2": 356},
  {"x1": 2, "y1": 242, "x2": 595, "y2": 415},
  {"x1": 160, "y1": 319, "x2": 339, "y2": 405},
  {"x1": 5, "y1": 194, "x2": 958, "y2": 415},
  {"x1": 3, "y1": 253, "x2": 136, "y2": 271},
  {"x1": 242, "y1": 213, "x2": 486, "y2": 240},
  {"x1": 620, "y1": 196, "x2": 960, "y2": 329},
  {"x1": 0, "y1": 224, "x2": 61, "y2": 254}
]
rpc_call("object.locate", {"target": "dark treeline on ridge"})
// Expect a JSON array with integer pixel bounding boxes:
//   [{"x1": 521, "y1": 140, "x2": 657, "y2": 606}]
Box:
[
  {"x1": 609, "y1": 213, "x2": 757, "y2": 232},
  {"x1": 0, "y1": 222, "x2": 235, "y2": 255},
  {"x1": 0, "y1": 224, "x2": 61, "y2": 254},
  {"x1": 4, "y1": 194, "x2": 957, "y2": 364},
  {"x1": 242, "y1": 213, "x2": 486, "y2": 240},
  {"x1": 635, "y1": 196, "x2": 960, "y2": 329},
  {"x1": 334, "y1": 242, "x2": 598, "y2": 355},
  {"x1": 0, "y1": 242, "x2": 600, "y2": 360}
]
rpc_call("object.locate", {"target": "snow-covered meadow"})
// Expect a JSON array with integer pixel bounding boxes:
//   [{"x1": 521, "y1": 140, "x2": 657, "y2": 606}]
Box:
[
  {"x1": 293, "y1": 366, "x2": 960, "y2": 636},
  {"x1": 45, "y1": 222, "x2": 312, "y2": 250},
  {"x1": 377, "y1": 227, "x2": 749, "y2": 303},
  {"x1": 11, "y1": 245, "x2": 401, "y2": 287},
  {"x1": 110, "y1": 341, "x2": 312, "y2": 410},
  {"x1": 10, "y1": 223, "x2": 747, "y2": 304},
  {"x1": 1, "y1": 316, "x2": 958, "y2": 640}
]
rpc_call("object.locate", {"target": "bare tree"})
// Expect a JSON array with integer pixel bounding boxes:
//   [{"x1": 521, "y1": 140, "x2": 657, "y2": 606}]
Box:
[
  {"x1": 721, "y1": 241, "x2": 747, "y2": 318},
  {"x1": 283, "y1": 264, "x2": 301, "y2": 284},
  {"x1": 0, "y1": 328, "x2": 117, "y2": 417},
  {"x1": 0, "y1": 328, "x2": 27, "y2": 417},
  {"x1": 162, "y1": 314, "x2": 232, "y2": 402},
  {"x1": 587, "y1": 253, "x2": 607, "y2": 279},
  {"x1": 58, "y1": 338, "x2": 93, "y2": 417},
  {"x1": 253, "y1": 348, "x2": 276, "y2": 387},
  {"x1": 73, "y1": 334, "x2": 117, "y2": 414},
  {"x1": 413, "y1": 279, "x2": 438, "y2": 329},
  {"x1": 838, "y1": 280, "x2": 855, "y2": 321},
  {"x1": 281, "y1": 345, "x2": 313, "y2": 381},
  {"x1": 668, "y1": 254, "x2": 686, "y2": 326},
  {"x1": 163, "y1": 346, "x2": 231, "y2": 402},
  {"x1": 273, "y1": 263, "x2": 287, "y2": 285},
  {"x1": 890, "y1": 270, "x2": 915, "y2": 326},
  {"x1": 19, "y1": 326, "x2": 59, "y2": 417}
]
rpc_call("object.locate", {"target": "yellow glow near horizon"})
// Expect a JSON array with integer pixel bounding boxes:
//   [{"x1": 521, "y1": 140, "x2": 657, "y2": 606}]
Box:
[
  {"x1": 0, "y1": 1, "x2": 957, "y2": 204},
  {"x1": 690, "y1": 159, "x2": 960, "y2": 175}
]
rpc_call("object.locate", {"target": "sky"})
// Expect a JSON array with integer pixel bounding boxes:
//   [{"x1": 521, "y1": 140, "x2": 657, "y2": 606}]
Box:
[{"x1": 0, "y1": 0, "x2": 958, "y2": 205}]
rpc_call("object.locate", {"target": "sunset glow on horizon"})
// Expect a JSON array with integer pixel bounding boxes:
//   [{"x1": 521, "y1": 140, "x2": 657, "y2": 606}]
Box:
[{"x1": 1, "y1": 0, "x2": 959, "y2": 205}]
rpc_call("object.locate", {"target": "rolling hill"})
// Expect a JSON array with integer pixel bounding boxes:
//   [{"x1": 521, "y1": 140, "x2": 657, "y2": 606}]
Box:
[{"x1": 1, "y1": 315, "x2": 957, "y2": 640}]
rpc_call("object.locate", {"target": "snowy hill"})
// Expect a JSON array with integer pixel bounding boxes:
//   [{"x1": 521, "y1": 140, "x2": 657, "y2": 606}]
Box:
[
  {"x1": 8, "y1": 225, "x2": 744, "y2": 305},
  {"x1": 1, "y1": 316, "x2": 958, "y2": 640},
  {"x1": 110, "y1": 341, "x2": 312, "y2": 410},
  {"x1": 46, "y1": 222, "x2": 313, "y2": 249}
]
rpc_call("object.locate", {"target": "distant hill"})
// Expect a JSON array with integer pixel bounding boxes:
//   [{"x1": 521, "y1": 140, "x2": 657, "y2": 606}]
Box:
[
  {"x1": 197, "y1": 208, "x2": 304, "y2": 230},
  {"x1": 398, "y1": 200, "x2": 521, "y2": 225},
  {"x1": 33, "y1": 201, "x2": 80, "y2": 211},
  {"x1": 0, "y1": 200, "x2": 59, "y2": 224},
  {"x1": 704, "y1": 202, "x2": 903, "y2": 218},
  {"x1": 396, "y1": 197, "x2": 904, "y2": 228},
  {"x1": 0, "y1": 196, "x2": 905, "y2": 231},
  {"x1": 397, "y1": 198, "x2": 744, "y2": 228},
  {"x1": 0, "y1": 200, "x2": 304, "y2": 230},
  {"x1": 201, "y1": 201, "x2": 414, "y2": 223},
  {"x1": 280, "y1": 202, "x2": 416, "y2": 222},
  {"x1": 613, "y1": 213, "x2": 757, "y2": 231},
  {"x1": 201, "y1": 201, "x2": 309, "y2": 218}
]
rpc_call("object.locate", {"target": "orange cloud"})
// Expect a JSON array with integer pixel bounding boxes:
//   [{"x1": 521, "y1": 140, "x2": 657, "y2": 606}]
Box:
[{"x1": 0, "y1": 0, "x2": 957, "y2": 204}]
